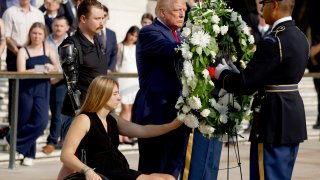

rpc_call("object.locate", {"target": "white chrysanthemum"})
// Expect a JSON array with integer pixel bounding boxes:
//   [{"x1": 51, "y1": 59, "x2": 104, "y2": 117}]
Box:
[
  {"x1": 202, "y1": 69, "x2": 210, "y2": 79},
  {"x1": 199, "y1": 122, "x2": 215, "y2": 135},
  {"x1": 190, "y1": 31, "x2": 211, "y2": 48},
  {"x1": 209, "y1": 98, "x2": 217, "y2": 107},
  {"x1": 211, "y1": 14, "x2": 220, "y2": 24},
  {"x1": 184, "y1": 114, "x2": 199, "y2": 128},
  {"x1": 182, "y1": 105, "x2": 191, "y2": 113},
  {"x1": 238, "y1": 15, "x2": 243, "y2": 22},
  {"x1": 200, "y1": 109, "x2": 210, "y2": 117},
  {"x1": 182, "y1": 52, "x2": 193, "y2": 61},
  {"x1": 183, "y1": 60, "x2": 194, "y2": 79},
  {"x1": 231, "y1": 11, "x2": 238, "y2": 22},
  {"x1": 212, "y1": 24, "x2": 220, "y2": 34},
  {"x1": 188, "y1": 96, "x2": 202, "y2": 110},
  {"x1": 182, "y1": 27, "x2": 191, "y2": 37},
  {"x1": 248, "y1": 35, "x2": 255, "y2": 44},
  {"x1": 182, "y1": 51, "x2": 193, "y2": 60},
  {"x1": 220, "y1": 26, "x2": 229, "y2": 35},
  {"x1": 182, "y1": 84, "x2": 189, "y2": 97},
  {"x1": 220, "y1": 114, "x2": 228, "y2": 124}
]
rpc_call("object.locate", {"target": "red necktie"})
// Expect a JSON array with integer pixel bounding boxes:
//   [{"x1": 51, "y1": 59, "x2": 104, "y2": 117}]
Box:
[{"x1": 172, "y1": 30, "x2": 180, "y2": 42}]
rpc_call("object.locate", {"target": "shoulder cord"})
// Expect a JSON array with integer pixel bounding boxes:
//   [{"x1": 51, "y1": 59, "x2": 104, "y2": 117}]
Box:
[{"x1": 272, "y1": 26, "x2": 285, "y2": 62}]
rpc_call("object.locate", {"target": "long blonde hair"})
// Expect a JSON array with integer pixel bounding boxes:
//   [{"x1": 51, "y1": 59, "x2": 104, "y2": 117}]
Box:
[{"x1": 78, "y1": 76, "x2": 118, "y2": 114}]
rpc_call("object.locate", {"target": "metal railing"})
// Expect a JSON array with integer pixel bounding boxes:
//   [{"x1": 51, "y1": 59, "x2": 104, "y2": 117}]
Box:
[{"x1": 0, "y1": 71, "x2": 319, "y2": 169}]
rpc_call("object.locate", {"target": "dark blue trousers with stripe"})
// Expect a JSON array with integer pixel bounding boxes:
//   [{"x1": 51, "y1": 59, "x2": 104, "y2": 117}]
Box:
[{"x1": 250, "y1": 142, "x2": 299, "y2": 180}]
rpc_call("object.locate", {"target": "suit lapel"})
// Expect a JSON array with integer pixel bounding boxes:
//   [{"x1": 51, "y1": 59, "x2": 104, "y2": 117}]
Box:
[{"x1": 154, "y1": 19, "x2": 177, "y2": 42}]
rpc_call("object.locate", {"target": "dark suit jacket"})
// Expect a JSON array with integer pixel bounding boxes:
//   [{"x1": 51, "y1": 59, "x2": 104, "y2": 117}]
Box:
[
  {"x1": 133, "y1": 18, "x2": 182, "y2": 124},
  {"x1": 132, "y1": 18, "x2": 190, "y2": 177},
  {"x1": 217, "y1": 20, "x2": 309, "y2": 144},
  {"x1": 104, "y1": 28, "x2": 117, "y2": 71}
]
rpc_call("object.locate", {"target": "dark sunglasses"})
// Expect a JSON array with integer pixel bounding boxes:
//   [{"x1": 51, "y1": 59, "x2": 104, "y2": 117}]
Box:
[{"x1": 259, "y1": 0, "x2": 283, "y2": 6}]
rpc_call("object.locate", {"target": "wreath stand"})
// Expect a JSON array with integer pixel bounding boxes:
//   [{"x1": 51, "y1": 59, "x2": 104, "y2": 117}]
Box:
[{"x1": 220, "y1": 133, "x2": 243, "y2": 180}]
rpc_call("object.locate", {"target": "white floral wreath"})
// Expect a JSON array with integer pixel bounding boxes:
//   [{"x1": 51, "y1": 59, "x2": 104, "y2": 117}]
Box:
[{"x1": 175, "y1": 0, "x2": 255, "y2": 137}]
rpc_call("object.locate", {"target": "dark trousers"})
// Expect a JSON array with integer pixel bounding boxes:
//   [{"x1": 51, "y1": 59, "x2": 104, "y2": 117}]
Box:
[
  {"x1": 137, "y1": 126, "x2": 189, "y2": 179},
  {"x1": 250, "y1": 142, "x2": 299, "y2": 180},
  {"x1": 47, "y1": 81, "x2": 67, "y2": 145},
  {"x1": 313, "y1": 78, "x2": 320, "y2": 125}
]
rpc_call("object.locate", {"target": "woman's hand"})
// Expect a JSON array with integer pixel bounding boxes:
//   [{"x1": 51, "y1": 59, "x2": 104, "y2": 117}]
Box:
[
  {"x1": 171, "y1": 117, "x2": 183, "y2": 129},
  {"x1": 85, "y1": 169, "x2": 102, "y2": 180},
  {"x1": 44, "y1": 63, "x2": 57, "y2": 73}
]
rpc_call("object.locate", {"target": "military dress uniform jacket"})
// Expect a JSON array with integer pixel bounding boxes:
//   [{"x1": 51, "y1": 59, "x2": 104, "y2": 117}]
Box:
[{"x1": 217, "y1": 20, "x2": 309, "y2": 144}]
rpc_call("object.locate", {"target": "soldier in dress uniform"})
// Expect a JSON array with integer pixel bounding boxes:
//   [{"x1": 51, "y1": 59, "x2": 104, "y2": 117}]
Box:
[{"x1": 212, "y1": 0, "x2": 309, "y2": 179}]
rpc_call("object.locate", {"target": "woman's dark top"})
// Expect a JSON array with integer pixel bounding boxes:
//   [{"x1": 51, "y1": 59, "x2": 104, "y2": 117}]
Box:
[{"x1": 76, "y1": 112, "x2": 141, "y2": 180}]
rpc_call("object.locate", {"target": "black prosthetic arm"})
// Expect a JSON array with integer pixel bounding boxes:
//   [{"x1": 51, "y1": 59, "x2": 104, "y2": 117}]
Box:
[{"x1": 59, "y1": 43, "x2": 81, "y2": 113}]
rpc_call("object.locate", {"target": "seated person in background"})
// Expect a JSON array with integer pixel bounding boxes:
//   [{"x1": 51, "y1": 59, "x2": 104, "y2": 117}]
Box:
[{"x1": 60, "y1": 75, "x2": 179, "y2": 180}]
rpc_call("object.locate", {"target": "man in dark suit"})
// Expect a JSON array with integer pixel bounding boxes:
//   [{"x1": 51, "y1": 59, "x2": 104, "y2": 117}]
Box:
[
  {"x1": 132, "y1": 0, "x2": 190, "y2": 178},
  {"x1": 213, "y1": 0, "x2": 309, "y2": 179},
  {"x1": 98, "y1": 5, "x2": 117, "y2": 72}
]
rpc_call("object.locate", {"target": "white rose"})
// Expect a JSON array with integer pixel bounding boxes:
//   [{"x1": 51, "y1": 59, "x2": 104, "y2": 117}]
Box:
[
  {"x1": 188, "y1": 96, "x2": 202, "y2": 110},
  {"x1": 200, "y1": 109, "x2": 210, "y2": 117},
  {"x1": 182, "y1": 27, "x2": 191, "y2": 37},
  {"x1": 199, "y1": 122, "x2": 215, "y2": 136},
  {"x1": 220, "y1": 25, "x2": 229, "y2": 35},
  {"x1": 213, "y1": 24, "x2": 220, "y2": 34},
  {"x1": 211, "y1": 15, "x2": 220, "y2": 24},
  {"x1": 182, "y1": 105, "x2": 191, "y2": 113},
  {"x1": 184, "y1": 114, "x2": 199, "y2": 128}
]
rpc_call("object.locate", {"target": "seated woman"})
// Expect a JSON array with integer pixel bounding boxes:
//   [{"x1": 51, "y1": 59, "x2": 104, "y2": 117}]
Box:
[{"x1": 60, "y1": 75, "x2": 180, "y2": 180}]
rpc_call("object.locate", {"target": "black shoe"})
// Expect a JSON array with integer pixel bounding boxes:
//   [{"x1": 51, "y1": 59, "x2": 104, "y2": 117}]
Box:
[{"x1": 313, "y1": 124, "x2": 320, "y2": 129}]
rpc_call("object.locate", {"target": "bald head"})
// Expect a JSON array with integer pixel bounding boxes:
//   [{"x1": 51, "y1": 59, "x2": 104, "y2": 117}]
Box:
[{"x1": 261, "y1": 0, "x2": 295, "y2": 24}]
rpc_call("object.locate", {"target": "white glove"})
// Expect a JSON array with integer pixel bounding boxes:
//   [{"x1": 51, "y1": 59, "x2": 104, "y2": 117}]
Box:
[
  {"x1": 214, "y1": 63, "x2": 231, "y2": 79},
  {"x1": 227, "y1": 61, "x2": 240, "y2": 74}
]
